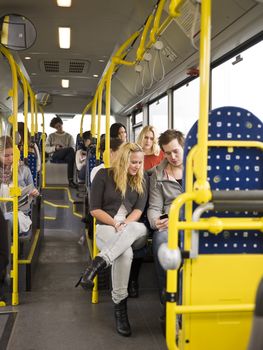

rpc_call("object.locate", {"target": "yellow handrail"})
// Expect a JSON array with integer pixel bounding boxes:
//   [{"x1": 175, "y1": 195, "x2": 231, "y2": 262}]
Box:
[
  {"x1": 80, "y1": 100, "x2": 93, "y2": 137},
  {"x1": 193, "y1": 0, "x2": 211, "y2": 202},
  {"x1": 169, "y1": 0, "x2": 184, "y2": 17},
  {"x1": 136, "y1": 14, "x2": 154, "y2": 61},
  {"x1": 150, "y1": 0, "x2": 167, "y2": 44},
  {"x1": 0, "y1": 44, "x2": 20, "y2": 306},
  {"x1": 38, "y1": 105, "x2": 46, "y2": 188},
  {"x1": 96, "y1": 76, "x2": 106, "y2": 160},
  {"x1": 91, "y1": 90, "x2": 99, "y2": 138},
  {"x1": 15, "y1": 64, "x2": 29, "y2": 158}
]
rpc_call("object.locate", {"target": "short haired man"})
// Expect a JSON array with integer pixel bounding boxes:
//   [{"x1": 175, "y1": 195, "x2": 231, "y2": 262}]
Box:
[
  {"x1": 46, "y1": 116, "x2": 77, "y2": 188},
  {"x1": 147, "y1": 129, "x2": 184, "y2": 303}
]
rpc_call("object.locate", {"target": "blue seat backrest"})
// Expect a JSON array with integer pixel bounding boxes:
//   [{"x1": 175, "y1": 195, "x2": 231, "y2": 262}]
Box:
[
  {"x1": 20, "y1": 151, "x2": 38, "y2": 187},
  {"x1": 184, "y1": 106, "x2": 263, "y2": 254},
  {"x1": 85, "y1": 145, "x2": 99, "y2": 188}
]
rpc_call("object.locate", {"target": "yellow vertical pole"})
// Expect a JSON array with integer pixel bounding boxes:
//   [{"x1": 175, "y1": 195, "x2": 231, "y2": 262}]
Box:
[
  {"x1": 80, "y1": 101, "x2": 93, "y2": 137},
  {"x1": 0, "y1": 45, "x2": 20, "y2": 305},
  {"x1": 38, "y1": 106, "x2": 46, "y2": 188},
  {"x1": 193, "y1": 0, "x2": 211, "y2": 200},
  {"x1": 96, "y1": 78, "x2": 106, "y2": 160},
  {"x1": 91, "y1": 90, "x2": 99, "y2": 139},
  {"x1": 34, "y1": 99, "x2": 38, "y2": 135},
  {"x1": 27, "y1": 84, "x2": 35, "y2": 139},
  {"x1": 15, "y1": 64, "x2": 29, "y2": 158}
]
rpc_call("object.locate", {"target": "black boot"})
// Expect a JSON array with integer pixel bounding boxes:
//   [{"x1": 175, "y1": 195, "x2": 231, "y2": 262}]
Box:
[
  {"x1": 76, "y1": 256, "x2": 107, "y2": 289},
  {"x1": 128, "y1": 257, "x2": 143, "y2": 298},
  {"x1": 114, "y1": 298, "x2": 131, "y2": 337}
]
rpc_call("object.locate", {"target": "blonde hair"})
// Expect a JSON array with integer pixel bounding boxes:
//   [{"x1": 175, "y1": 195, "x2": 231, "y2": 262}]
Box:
[
  {"x1": 111, "y1": 142, "x2": 144, "y2": 197},
  {"x1": 136, "y1": 125, "x2": 160, "y2": 156},
  {"x1": 0, "y1": 135, "x2": 13, "y2": 153}
]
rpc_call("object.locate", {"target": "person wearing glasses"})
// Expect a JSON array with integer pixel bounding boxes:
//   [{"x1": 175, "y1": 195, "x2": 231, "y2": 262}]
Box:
[{"x1": 147, "y1": 129, "x2": 184, "y2": 323}]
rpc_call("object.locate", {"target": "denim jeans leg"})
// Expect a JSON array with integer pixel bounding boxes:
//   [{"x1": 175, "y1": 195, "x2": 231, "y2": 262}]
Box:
[
  {"x1": 97, "y1": 222, "x2": 147, "y2": 264},
  {"x1": 111, "y1": 247, "x2": 133, "y2": 304},
  {"x1": 152, "y1": 229, "x2": 168, "y2": 300}
]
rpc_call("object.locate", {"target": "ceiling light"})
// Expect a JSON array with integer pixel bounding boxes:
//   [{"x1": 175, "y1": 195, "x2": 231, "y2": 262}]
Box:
[
  {"x1": 57, "y1": 0, "x2": 72, "y2": 7},
  {"x1": 61, "y1": 79, "x2": 69, "y2": 88},
  {"x1": 59, "y1": 27, "x2": 71, "y2": 49},
  {"x1": 98, "y1": 59, "x2": 105, "y2": 63},
  {"x1": 93, "y1": 74, "x2": 99, "y2": 78},
  {"x1": 25, "y1": 56, "x2": 31, "y2": 60}
]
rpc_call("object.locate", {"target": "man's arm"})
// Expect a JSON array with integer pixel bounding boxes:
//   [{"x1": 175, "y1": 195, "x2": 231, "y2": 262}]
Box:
[
  {"x1": 45, "y1": 134, "x2": 56, "y2": 154},
  {"x1": 147, "y1": 172, "x2": 164, "y2": 229}
]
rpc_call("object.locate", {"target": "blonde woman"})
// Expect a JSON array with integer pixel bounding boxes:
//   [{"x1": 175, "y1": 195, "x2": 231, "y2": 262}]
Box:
[
  {"x1": 136, "y1": 125, "x2": 164, "y2": 171},
  {"x1": 77, "y1": 143, "x2": 148, "y2": 337}
]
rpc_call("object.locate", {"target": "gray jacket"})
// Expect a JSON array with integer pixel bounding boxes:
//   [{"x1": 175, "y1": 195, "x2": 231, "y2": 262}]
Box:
[{"x1": 147, "y1": 159, "x2": 183, "y2": 229}]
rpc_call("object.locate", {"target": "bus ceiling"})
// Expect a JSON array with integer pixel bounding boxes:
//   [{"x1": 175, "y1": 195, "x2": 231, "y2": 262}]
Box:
[{"x1": 0, "y1": 0, "x2": 262, "y2": 116}]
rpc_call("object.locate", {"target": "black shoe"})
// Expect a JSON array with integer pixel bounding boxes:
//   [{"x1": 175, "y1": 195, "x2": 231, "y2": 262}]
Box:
[
  {"x1": 76, "y1": 256, "x2": 107, "y2": 290},
  {"x1": 128, "y1": 280, "x2": 138, "y2": 298},
  {"x1": 69, "y1": 180, "x2": 78, "y2": 189},
  {"x1": 114, "y1": 298, "x2": 131, "y2": 337}
]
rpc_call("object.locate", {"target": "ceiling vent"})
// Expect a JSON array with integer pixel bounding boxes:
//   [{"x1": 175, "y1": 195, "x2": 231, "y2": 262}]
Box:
[
  {"x1": 43, "y1": 60, "x2": 60, "y2": 72},
  {"x1": 40, "y1": 59, "x2": 90, "y2": 74}
]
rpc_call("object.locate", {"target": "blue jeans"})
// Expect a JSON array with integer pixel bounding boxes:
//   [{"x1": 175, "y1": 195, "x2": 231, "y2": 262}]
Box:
[{"x1": 152, "y1": 229, "x2": 168, "y2": 300}]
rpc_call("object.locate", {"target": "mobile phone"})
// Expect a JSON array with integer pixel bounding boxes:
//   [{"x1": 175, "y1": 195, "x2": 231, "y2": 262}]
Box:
[{"x1": 160, "y1": 213, "x2": 168, "y2": 220}]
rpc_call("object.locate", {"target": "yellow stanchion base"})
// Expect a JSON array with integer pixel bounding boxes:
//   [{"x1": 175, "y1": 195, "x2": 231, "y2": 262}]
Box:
[{"x1": 12, "y1": 292, "x2": 19, "y2": 306}]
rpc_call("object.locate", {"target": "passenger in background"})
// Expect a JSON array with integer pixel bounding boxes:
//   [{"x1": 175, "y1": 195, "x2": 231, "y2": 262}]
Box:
[
  {"x1": 78, "y1": 143, "x2": 148, "y2": 337},
  {"x1": 136, "y1": 125, "x2": 164, "y2": 171},
  {"x1": 75, "y1": 131, "x2": 92, "y2": 181},
  {"x1": 90, "y1": 137, "x2": 123, "y2": 183},
  {"x1": 0, "y1": 208, "x2": 9, "y2": 302},
  {"x1": 110, "y1": 122, "x2": 127, "y2": 143},
  {"x1": 0, "y1": 136, "x2": 39, "y2": 236},
  {"x1": 11, "y1": 122, "x2": 41, "y2": 172},
  {"x1": 127, "y1": 126, "x2": 164, "y2": 298},
  {"x1": 45, "y1": 116, "x2": 77, "y2": 188},
  {"x1": 147, "y1": 129, "x2": 184, "y2": 321}
]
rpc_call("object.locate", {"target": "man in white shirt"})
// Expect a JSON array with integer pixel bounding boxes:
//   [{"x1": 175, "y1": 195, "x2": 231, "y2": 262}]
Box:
[{"x1": 46, "y1": 116, "x2": 77, "y2": 188}]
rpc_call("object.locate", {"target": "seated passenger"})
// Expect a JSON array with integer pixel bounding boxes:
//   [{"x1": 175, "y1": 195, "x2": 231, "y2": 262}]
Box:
[
  {"x1": 45, "y1": 116, "x2": 77, "y2": 188},
  {"x1": 90, "y1": 137, "x2": 123, "y2": 183},
  {"x1": 147, "y1": 130, "x2": 184, "y2": 318},
  {"x1": 0, "y1": 136, "x2": 39, "y2": 237},
  {"x1": 136, "y1": 125, "x2": 164, "y2": 171},
  {"x1": 77, "y1": 143, "x2": 148, "y2": 337},
  {"x1": 17, "y1": 122, "x2": 41, "y2": 172},
  {"x1": 75, "y1": 131, "x2": 92, "y2": 181},
  {"x1": 110, "y1": 122, "x2": 127, "y2": 143},
  {"x1": 127, "y1": 125, "x2": 164, "y2": 298}
]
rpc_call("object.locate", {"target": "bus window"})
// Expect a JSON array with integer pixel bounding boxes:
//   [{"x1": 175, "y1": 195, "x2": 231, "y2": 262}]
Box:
[
  {"x1": 212, "y1": 40, "x2": 263, "y2": 120},
  {"x1": 173, "y1": 78, "x2": 200, "y2": 135},
  {"x1": 149, "y1": 95, "x2": 168, "y2": 133}
]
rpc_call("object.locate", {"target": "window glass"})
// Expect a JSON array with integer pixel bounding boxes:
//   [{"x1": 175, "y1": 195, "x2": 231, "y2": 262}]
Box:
[
  {"x1": 135, "y1": 111, "x2": 143, "y2": 124},
  {"x1": 17, "y1": 113, "x2": 116, "y2": 141},
  {"x1": 149, "y1": 95, "x2": 168, "y2": 133},
  {"x1": 212, "y1": 40, "x2": 263, "y2": 120},
  {"x1": 173, "y1": 78, "x2": 200, "y2": 136},
  {"x1": 133, "y1": 125, "x2": 143, "y2": 142}
]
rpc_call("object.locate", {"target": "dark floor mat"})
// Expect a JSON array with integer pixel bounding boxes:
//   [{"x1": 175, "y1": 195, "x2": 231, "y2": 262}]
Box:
[{"x1": 0, "y1": 312, "x2": 17, "y2": 350}]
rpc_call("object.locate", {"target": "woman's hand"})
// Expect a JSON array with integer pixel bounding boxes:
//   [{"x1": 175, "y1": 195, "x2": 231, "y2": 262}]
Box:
[
  {"x1": 114, "y1": 222, "x2": 127, "y2": 232},
  {"x1": 30, "y1": 188, "x2": 39, "y2": 197},
  {"x1": 155, "y1": 218, "x2": 168, "y2": 231}
]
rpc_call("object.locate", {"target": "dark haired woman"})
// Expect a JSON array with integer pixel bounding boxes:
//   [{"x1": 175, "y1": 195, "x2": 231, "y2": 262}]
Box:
[{"x1": 110, "y1": 122, "x2": 127, "y2": 142}]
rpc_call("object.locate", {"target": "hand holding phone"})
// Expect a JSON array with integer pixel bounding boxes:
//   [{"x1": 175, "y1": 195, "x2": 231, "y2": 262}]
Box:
[{"x1": 160, "y1": 213, "x2": 168, "y2": 220}]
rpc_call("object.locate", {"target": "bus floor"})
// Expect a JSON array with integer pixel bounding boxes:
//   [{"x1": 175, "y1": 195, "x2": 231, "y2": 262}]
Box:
[{"x1": 4, "y1": 227, "x2": 166, "y2": 350}]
